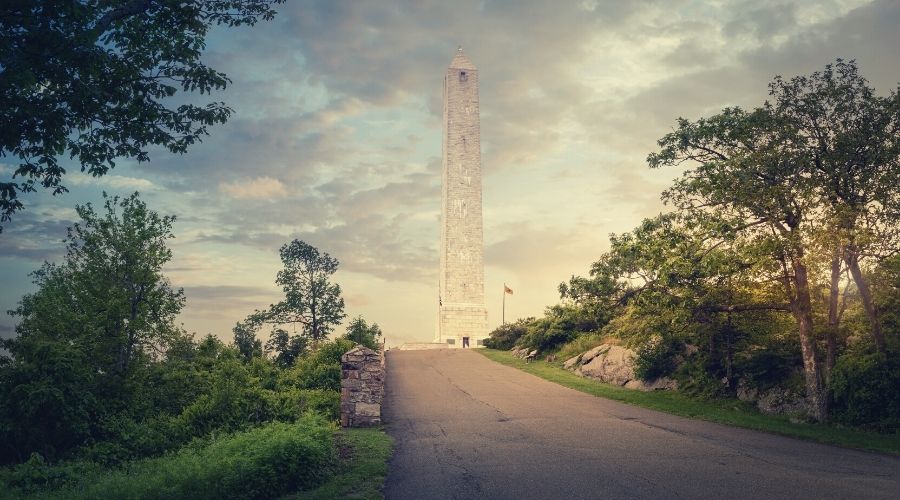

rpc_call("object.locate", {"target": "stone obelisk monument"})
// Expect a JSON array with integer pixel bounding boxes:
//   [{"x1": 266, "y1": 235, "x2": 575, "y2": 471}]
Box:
[{"x1": 436, "y1": 47, "x2": 488, "y2": 348}]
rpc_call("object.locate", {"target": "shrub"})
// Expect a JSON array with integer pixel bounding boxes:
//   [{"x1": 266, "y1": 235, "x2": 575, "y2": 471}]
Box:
[
  {"x1": 634, "y1": 336, "x2": 681, "y2": 381},
  {"x1": 830, "y1": 352, "x2": 900, "y2": 432},
  {"x1": 275, "y1": 388, "x2": 340, "y2": 422},
  {"x1": 673, "y1": 356, "x2": 725, "y2": 400},
  {"x1": 65, "y1": 415, "x2": 336, "y2": 499},
  {"x1": 0, "y1": 453, "x2": 102, "y2": 497},
  {"x1": 484, "y1": 318, "x2": 532, "y2": 350},
  {"x1": 734, "y1": 337, "x2": 801, "y2": 391}
]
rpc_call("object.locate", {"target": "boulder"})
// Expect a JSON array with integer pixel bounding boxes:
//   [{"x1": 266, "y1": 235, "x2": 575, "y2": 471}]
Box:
[
  {"x1": 736, "y1": 379, "x2": 758, "y2": 402},
  {"x1": 756, "y1": 387, "x2": 809, "y2": 416},
  {"x1": 563, "y1": 355, "x2": 581, "y2": 370},
  {"x1": 580, "y1": 344, "x2": 610, "y2": 365},
  {"x1": 578, "y1": 344, "x2": 635, "y2": 386},
  {"x1": 624, "y1": 377, "x2": 678, "y2": 392}
]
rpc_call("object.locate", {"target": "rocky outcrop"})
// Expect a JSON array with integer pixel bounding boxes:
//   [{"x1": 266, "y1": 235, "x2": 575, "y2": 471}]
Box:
[
  {"x1": 564, "y1": 343, "x2": 676, "y2": 392},
  {"x1": 511, "y1": 347, "x2": 538, "y2": 360},
  {"x1": 737, "y1": 379, "x2": 809, "y2": 417}
]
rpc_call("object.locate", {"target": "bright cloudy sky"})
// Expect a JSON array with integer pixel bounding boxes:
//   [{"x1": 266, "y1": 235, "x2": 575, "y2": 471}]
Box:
[{"x1": 2, "y1": 0, "x2": 899, "y2": 347}]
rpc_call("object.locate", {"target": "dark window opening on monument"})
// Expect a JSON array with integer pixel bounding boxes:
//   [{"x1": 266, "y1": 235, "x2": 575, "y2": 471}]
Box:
[
  {"x1": 447, "y1": 338, "x2": 456, "y2": 345},
  {"x1": 459, "y1": 71, "x2": 467, "y2": 82}
]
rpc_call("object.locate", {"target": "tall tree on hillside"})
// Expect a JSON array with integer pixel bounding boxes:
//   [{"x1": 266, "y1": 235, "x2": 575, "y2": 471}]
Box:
[
  {"x1": 649, "y1": 105, "x2": 830, "y2": 421},
  {"x1": 0, "y1": 0, "x2": 285, "y2": 227},
  {"x1": 242, "y1": 240, "x2": 346, "y2": 351},
  {"x1": 769, "y1": 60, "x2": 900, "y2": 355}
]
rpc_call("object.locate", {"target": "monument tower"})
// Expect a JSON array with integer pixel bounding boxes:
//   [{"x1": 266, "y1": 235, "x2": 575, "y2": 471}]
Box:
[{"x1": 436, "y1": 47, "x2": 488, "y2": 348}]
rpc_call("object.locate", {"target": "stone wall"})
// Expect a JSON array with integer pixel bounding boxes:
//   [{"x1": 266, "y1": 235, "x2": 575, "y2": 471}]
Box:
[{"x1": 340, "y1": 345, "x2": 385, "y2": 428}]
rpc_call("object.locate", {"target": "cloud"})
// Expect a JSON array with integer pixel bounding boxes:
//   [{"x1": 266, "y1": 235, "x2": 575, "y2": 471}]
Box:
[
  {"x1": 4, "y1": 0, "x2": 898, "y2": 344},
  {"x1": 219, "y1": 176, "x2": 289, "y2": 200},
  {"x1": 69, "y1": 173, "x2": 159, "y2": 191},
  {"x1": 0, "y1": 206, "x2": 74, "y2": 263}
]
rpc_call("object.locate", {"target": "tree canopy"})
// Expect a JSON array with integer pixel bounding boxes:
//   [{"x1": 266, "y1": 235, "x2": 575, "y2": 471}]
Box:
[
  {"x1": 236, "y1": 239, "x2": 347, "y2": 365},
  {"x1": 0, "y1": 0, "x2": 284, "y2": 227},
  {"x1": 1, "y1": 191, "x2": 184, "y2": 460}
]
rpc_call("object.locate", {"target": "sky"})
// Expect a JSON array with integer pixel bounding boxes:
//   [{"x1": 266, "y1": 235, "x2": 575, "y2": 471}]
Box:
[{"x1": 2, "y1": 0, "x2": 900, "y2": 348}]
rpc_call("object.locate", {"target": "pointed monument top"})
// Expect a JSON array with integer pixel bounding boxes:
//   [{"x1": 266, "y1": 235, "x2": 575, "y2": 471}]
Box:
[{"x1": 449, "y1": 46, "x2": 477, "y2": 70}]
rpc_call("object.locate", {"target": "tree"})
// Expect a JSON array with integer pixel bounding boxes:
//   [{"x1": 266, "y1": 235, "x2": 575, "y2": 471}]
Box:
[
  {"x1": 0, "y1": 0, "x2": 285, "y2": 226},
  {"x1": 8, "y1": 191, "x2": 184, "y2": 375},
  {"x1": 649, "y1": 105, "x2": 830, "y2": 421},
  {"x1": 242, "y1": 240, "x2": 346, "y2": 350},
  {"x1": 342, "y1": 315, "x2": 382, "y2": 350},
  {"x1": 1, "y1": 191, "x2": 183, "y2": 461},
  {"x1": 768, "y1": 60, "x2": 900, "y2": 354},
  {"x1": 232, "y1": 321, "x2": 263, "y2": 361},
  {"x1": 265, "y1": 329, "x2": 307, "y2": 368}
]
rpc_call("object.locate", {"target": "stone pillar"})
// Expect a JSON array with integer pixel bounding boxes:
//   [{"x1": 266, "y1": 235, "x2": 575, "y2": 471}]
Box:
[{"x1": 340, "y1": 345, "x2": 385, "y2": 427}]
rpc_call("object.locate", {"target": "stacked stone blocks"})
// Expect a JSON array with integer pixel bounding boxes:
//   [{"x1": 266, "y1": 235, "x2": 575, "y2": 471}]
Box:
[
  {"x1": 340, "y1": 345, "x2": 385, "y2": 428},
  {"x1": 437, "y1": 48, "x2": 488, "y2": 347}
]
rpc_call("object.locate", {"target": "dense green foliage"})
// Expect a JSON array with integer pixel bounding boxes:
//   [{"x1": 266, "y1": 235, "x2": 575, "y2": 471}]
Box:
[
  {"x1": 0, "y1": 0, "x2": 284, "y2": 226},
  {"x1": 343, "y1": 315, "x2": 383, "y2": 350},
  {"x1": 0, "y1": 194, "x2": 389, "y2": 498},
  {"x1": 483, "y1": 317, "x2": 533, "y2": 350},
  {"x1": 487, "y1": 60, "x2": 900, "y2": 428},
  {"x1": 1, "y1": 416, "x2": 336, "y2": 499}
]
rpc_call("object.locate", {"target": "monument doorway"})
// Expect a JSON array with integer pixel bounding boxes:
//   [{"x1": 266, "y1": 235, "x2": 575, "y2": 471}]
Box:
[{"x1": 462, "y1": 337, "x2": 470, "y2": 348}]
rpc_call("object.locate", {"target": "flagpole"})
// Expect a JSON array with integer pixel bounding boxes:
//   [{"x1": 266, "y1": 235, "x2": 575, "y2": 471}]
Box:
[{"x1": 502, "y1": 283, "x2": 506, "y2": 325}]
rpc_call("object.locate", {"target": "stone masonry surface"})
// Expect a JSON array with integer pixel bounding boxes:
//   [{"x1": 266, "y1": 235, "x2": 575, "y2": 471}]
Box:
[
  {"x1": 340, "y1": 345, "x2": 385, "y2": 427},
  {"x1": 437, "y1": 48, "x2": 488, "y2": 347}
]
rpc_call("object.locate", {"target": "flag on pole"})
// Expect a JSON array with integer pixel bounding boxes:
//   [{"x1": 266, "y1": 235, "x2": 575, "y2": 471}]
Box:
[{"x1": 504, "y1": 284, "x2": 513, "y2": 295}]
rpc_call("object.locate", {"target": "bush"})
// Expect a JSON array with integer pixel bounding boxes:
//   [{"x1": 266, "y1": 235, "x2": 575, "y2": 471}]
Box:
[
  {"x1": 483, "y1": 318, "x2": 532, "y2": 350},
  {"x1": 634, "y1": 336, "x2": 681, "y2": 381},
  {"x1": 830, "y1": 352, "x2": 900, "y2": 432},
  {"x1": 734, "y1": 337, "x2": 801, "y2": 391},
  {"x1": 673, "y1": 356, "x2": 725, "y2": 400},
  {"x1": 63, "y1": 415, "x2": 336, "y2": 499},
  {"x1": 275, "y1": 389, "x2": 340, "y2": 422},
  {"x1": 0, "y1": 453, "x2": 102, "y2": 497}
]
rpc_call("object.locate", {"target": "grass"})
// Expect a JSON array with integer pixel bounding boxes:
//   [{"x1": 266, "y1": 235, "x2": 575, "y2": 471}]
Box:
[
  {"x1": 478, "y1": 348, "x2": 900, "y2": 456},
  {"x1": 289, "y1": 428, "x2": 393, "y2": 500}
]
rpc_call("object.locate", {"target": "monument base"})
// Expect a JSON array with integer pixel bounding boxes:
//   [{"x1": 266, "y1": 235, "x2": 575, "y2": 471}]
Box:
[{"x1": 436, "y1": 303, "x2": 488, "y2": 348}]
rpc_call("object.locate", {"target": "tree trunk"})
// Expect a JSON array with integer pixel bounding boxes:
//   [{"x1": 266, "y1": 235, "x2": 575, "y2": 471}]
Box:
[
  {"x1": 825, "y1": 251, "x2": 841, "y2": 380},
  {"x1": 792, "y1": 258, "x2": 828, "y2": 422},
  {"x1": 844, "y1": 247, "x2": 886, "y2": 353}
]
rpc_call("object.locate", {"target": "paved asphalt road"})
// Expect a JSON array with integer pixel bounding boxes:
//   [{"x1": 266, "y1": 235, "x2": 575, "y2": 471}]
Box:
[{"x1": 382, "y1": 349, "x2": 900, "y2": 499}]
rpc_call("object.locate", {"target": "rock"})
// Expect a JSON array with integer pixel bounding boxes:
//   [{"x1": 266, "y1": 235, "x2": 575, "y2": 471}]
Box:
[
  {"x1": 623, "y1": 377, "x2": 678, "y2": 392},
  {"x1": 355, "y1": 402, "x2": 381, "y2": 417},
  {"x1": 545, "y1": 354, "x2": 557, "y2": 362},
  {"x1": 563, "y1": 355, "x2": 581, "y2": 370},
  {"x1": 578, "y1": 344, "x2": 635, "y2": 386},
  {"x1": 756, "y1": 387, "x2": 808, "y2": 416},
  {"x1": 736, "y1": 380, "x2": 758, "y2": 402},
  {"x1": 580, "y1": 344, "x2": 610, "y2": 365}
]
